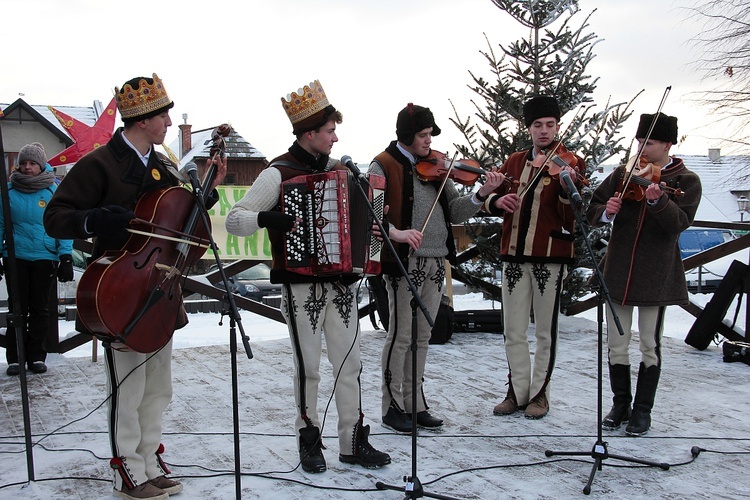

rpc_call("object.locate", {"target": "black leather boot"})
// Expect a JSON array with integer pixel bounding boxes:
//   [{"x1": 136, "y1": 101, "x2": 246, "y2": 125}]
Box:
[
  {"x1": 299, "y1": 426, "x2": 326, "y2": 473},
  {"x1": 602, "y1": 364, "x2": 631, "y2": 430},
  {"x1": 339, "y1": 421, "x2": 391, "y2": 469},
  {"x1": 626, "y1": 363, "x2": 660, "y2": 437}
]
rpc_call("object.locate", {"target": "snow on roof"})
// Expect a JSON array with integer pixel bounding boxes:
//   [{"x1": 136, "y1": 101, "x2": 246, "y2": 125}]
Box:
[
  {"x1": 0, "y1": 101, "x2": 104, "y2": 138},
  {"x1": 593, "y1": 152, "x2": 750, "y2": 223},
  {"x1": 168, "y1": 126, "x2": 265, "y2": 167}
]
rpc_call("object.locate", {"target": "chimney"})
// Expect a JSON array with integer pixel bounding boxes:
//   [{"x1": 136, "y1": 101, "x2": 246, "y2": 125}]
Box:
[
  {"x1": 708, "y1": 148, "x2": 721, "y2": 162},
  {"x1": 179, "y1": 115, "x2": 192, "y2": 158}
]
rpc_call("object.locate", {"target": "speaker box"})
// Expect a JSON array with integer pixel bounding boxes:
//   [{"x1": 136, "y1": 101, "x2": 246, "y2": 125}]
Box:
[
  {"x1": 454, "y1": 309, "x2": 504, "y2": 334},
  {"x1": 685, "y1": 259, "x2": 748, "y2": 350}
]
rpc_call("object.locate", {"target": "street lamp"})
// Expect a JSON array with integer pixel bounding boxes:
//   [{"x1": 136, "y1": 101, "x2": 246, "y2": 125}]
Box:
[{"x1": 738, "y1": 195, "x2": 750, "y2": 222}]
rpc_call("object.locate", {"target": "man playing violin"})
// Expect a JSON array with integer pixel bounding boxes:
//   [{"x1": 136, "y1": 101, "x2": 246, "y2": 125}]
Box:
[
  {"x1": 369, "y1": 103, "x2": 504, "y2": 433},
  {"x1": 586, "y1": 112, "x2": 701, "y2": 436},
  {"x1": 44, "y1": 74, "x2": 226, "y2": 500},
  {"x1": 482, "y1": 95, "x2": 585, "y2": 420}
]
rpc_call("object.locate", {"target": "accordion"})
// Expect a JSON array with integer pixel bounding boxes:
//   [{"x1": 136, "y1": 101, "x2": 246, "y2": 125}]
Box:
[{"x1": 281, "y1": 170, "x2": 385, "y2": 276}]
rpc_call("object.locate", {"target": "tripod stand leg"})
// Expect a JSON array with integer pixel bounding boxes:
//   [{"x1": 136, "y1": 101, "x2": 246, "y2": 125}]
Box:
[
  {"x1": 543, "y1": 204, "x2": 669, "y2": 493},
  {"x1": 583, "y1": 458, "x2": 601, "y2": 495},
  {"x1": 375, "y1": 297, "x2": 460, "y2": 500}
]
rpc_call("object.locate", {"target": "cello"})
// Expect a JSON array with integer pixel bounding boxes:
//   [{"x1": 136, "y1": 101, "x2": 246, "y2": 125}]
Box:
[{"x1": 76, "y1": 124, "x2": 231, "y2": 352}]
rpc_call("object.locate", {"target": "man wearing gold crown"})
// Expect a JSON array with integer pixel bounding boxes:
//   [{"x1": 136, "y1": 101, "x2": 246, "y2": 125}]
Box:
[
  {"x1": 369, "y1": 104, "x2": 504, "y2": 433},
  {"x1": 226, "y1": 80, "x2": 391, "y2": 473},
  {"x1": 45, "y1": 74, "x2": 226, "y2": 500}
]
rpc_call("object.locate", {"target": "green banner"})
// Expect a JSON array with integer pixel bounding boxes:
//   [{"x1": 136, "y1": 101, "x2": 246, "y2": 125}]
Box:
[{"x1": 204, "y1": 185, "x2": 273, "y2": 260}]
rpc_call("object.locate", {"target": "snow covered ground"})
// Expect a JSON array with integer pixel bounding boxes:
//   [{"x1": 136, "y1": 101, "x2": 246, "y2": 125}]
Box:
[{"x1": 1, "y1": 288, "x2": 748, "y2": 499}]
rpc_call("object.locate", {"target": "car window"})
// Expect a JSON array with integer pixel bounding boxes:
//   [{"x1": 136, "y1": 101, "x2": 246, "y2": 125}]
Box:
[
  {"x1": 237, "y1": 264, "x2": 271, "y2": 280},
  {"x1": 72, "y1": 249, "x2": 90, "y2": 268},
  {"x1": 679, "y1": 229, "x2": 735, "y2": 258}
]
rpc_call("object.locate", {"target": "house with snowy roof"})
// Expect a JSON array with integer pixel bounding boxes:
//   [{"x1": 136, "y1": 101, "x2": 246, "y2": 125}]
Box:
[
  {"x1": 1, "y1": 99, "x2": 268, "y2": 184},
  {"x1": 594, "y1": 148, "x2": 750, "y2": 224}
]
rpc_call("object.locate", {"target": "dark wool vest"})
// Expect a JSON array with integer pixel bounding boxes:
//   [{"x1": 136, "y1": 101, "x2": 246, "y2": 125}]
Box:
[{"x1": 374, "y1": 141, "x2": 457, "y2": 276}]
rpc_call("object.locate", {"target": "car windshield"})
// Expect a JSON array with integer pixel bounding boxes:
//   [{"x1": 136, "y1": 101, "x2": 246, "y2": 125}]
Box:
[{"x1": 235, "y1": 264, "x2": 271, "y2": 280}]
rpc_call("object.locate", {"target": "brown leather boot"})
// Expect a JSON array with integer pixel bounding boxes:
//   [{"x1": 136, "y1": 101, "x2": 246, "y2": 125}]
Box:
[
  {"x1": 524, "y1": 393, "x2": 549, "y2": 419},
  {"x1": 493, "y1": 377, "x2": 520, "y2": 416},
  {"x1": 149, "y1": 476, "x2": 183, "y2": 495},
  {"x1": 113, "y1": 482, "x2": 168, "y2": 500}
]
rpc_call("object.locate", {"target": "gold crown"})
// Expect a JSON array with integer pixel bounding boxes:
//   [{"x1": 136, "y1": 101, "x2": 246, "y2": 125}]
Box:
[
  {"x1": 114, "y1": 73, "x2": 172, "y2": 120},
  {"x1": 281, "y1": 80, "x2": 330, "y2": 125}
]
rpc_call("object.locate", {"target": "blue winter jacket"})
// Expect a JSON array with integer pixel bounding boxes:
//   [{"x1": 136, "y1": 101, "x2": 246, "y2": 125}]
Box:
[{"x1": 0, "y1": 164, "x2": 74, "y2": 261}]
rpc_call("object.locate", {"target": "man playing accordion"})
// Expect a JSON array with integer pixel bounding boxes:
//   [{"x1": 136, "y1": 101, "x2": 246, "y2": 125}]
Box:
[{"x1": 225, "y1": 80, "x2": 390, "y2": 474}]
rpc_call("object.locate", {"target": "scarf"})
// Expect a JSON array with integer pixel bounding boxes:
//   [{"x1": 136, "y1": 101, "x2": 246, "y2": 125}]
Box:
[
  {"x1": 288, "y1": 141, "x2": 330, "y2": 171},
  {"x1": 9, "y1": 169, "x2": 55, "y2": 194}
]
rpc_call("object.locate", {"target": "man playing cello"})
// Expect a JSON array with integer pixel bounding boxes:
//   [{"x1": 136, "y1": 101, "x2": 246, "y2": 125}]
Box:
[{"x1": 44, "y1": 74, "x2": 226, "y2": 500}]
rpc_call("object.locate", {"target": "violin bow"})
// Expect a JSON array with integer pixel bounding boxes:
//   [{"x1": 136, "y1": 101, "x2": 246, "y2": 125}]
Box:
[
  {"x1": 517, "y1": 105, "x2": 584, "y2": 201},
  {"x1": 618, "y1": 86, "x2": 671, "y2": 200},
  {"x1": 407, "y1": 152, "x2": 458, "y2": 258}
]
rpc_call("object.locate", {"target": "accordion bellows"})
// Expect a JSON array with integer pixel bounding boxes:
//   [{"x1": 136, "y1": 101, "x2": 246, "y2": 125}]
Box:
[{"x1": 281, "y1": 170, "x2": 385, "y2": 276}]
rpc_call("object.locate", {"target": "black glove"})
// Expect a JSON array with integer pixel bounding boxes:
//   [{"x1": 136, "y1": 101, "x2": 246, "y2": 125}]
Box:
[
  {"x1": 257, "y1": 211, "x2": 296, "y2": 233},
  {"x1": 0, "y1": 260, "x2": 4, "y2": 282},
  {"x1": 86, "y1": 205, "x2": 136, "y2": 238},
  {"x1": 57, "y1": 254, "x2": 74, "y2": 282}
]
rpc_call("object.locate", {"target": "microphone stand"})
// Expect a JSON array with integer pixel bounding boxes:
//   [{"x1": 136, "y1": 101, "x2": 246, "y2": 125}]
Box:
[
  {"x1": 544, "y1": 186, "x2": 669, "y2": 494},
  {"x1": 189, "y1": 179, "x2": 253, "y2": 500},
  {"x1": 344, "y1": 163, "x2": 455, "y2": 500},
  {"x1": 0, "y1": 121, "x2": 36, "y2": 482}
]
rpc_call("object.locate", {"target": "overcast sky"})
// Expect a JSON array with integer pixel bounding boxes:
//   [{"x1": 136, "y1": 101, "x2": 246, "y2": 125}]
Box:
[{"x1": 2, "y1": 0, "x2": 733, "y2": 164}]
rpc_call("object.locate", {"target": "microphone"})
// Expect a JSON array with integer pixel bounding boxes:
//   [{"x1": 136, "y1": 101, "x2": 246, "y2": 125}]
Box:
[
  {"x1": 560, "y1": 169, "x2": 582, "y2": 206},
  {"x1": 182, "y1": 162, "x2": 203, "y2": 194},
  {"x1": 177, "y1": 162, "x2": 205, "y2": 256},
  {"x1": 341, "y1": 155, "x2": 363, "y2": 178}
]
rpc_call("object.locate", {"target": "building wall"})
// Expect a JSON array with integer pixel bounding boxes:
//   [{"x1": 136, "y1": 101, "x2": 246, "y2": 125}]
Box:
[{"x1": 2, "y1": 120, "x2": 67, "y2": 171}]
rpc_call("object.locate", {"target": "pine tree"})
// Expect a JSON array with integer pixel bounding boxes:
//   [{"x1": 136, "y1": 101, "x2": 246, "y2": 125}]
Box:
[{"x1": 451, "y1": 0, "x2": 639, "y2": 307}]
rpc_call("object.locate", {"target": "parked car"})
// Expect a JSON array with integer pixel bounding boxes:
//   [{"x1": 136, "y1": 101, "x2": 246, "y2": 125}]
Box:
[
  {"x1": 679, "y1": 228, "x2": 745, "y2": 293},
  {"x1": 208, "y1": 263, "x2": 281, "y2": 302}
]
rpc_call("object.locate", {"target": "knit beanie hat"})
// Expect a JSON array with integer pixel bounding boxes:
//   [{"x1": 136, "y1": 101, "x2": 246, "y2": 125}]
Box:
[
  {"x1": 17, "y1": 142, "x2": 47, "y2": 168},
  {"x1": 396, "y1": 103, "x2": 441, "y2": 146},
  {"x1": 523, "y1": 96, "x2": 561, "y2": 127},
  {"x1": 636, "y1": 113, "x2": 678, "y2": 144}
]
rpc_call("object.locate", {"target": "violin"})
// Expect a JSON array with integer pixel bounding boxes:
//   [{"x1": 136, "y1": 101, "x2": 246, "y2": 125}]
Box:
[
  {"x1": 617, "y1": 85, "x2": 679, "y2": 202},
  {"x1": 518, "y1": 142, "x2": 588, "y2": 200},
  {"x1": 617, "y1": 155, "x2": 684, "y2": 201},
  {"x1": 76, "y1": 124, "x2": 231, "y2": 352},
  {"x1": 414, "y1": 149, "x2": 517, "y2": 193},
  {"x1": 532, "y1": 142, "x2": 588, "y2": 181},
  {"x1": 415, "y1": 150, "x2": 486, "y2": 186}
]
